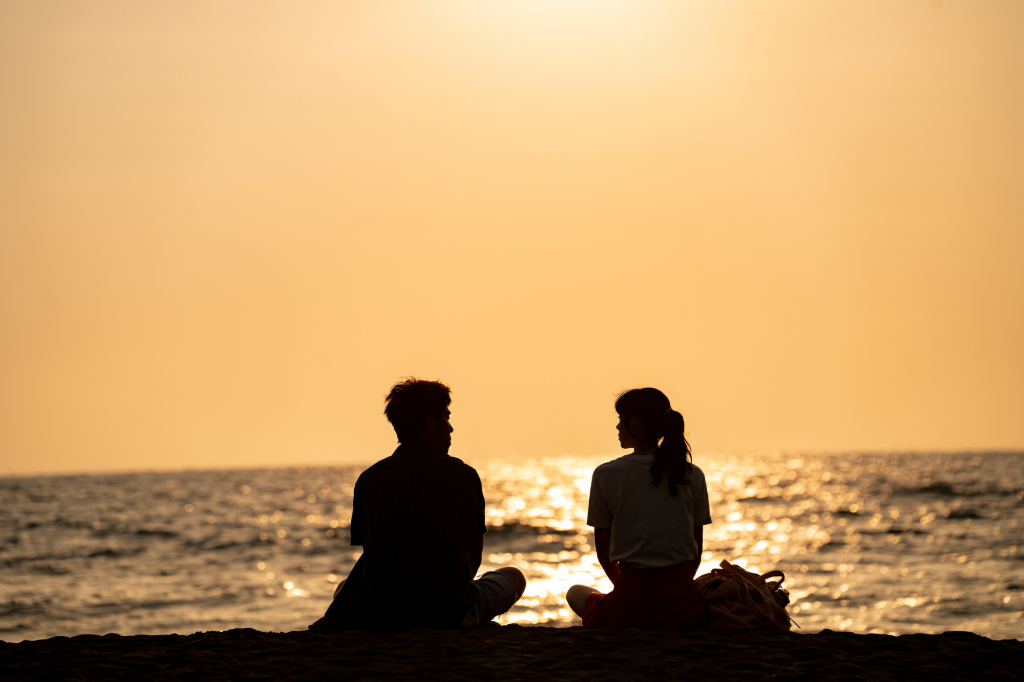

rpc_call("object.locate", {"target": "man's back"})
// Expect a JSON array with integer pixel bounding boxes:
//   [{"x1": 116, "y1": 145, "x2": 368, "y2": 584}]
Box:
[{"x1": 320, "y1": 442, "x2": 486, "y2": 629}]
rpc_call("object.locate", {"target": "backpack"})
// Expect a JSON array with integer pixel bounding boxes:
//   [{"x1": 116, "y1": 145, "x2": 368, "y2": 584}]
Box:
[{"x1": 695, "y1": 560, "x2": 795, "y2": 631}]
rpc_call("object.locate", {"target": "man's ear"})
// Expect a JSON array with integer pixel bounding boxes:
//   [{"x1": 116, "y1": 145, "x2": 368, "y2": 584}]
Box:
[{"x1": 415, "y1": 414, "x2": 437, "y2": 441}]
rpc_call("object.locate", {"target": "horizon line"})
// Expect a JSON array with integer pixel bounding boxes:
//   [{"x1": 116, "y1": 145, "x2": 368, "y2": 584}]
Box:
[{"x1": 3, "y1": 447, "x2": 1022, "y2": 480}]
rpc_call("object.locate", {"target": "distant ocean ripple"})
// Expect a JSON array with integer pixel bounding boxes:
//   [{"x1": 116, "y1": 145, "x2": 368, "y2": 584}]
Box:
[{"x1": 1, "y1": 453, "x2": 1021, "y2": 642}]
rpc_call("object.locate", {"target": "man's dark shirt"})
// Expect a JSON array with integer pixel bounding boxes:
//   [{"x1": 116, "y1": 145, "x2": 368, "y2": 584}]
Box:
[{"x1": 315, "y1": 442, "x2": 487, "y2": 629}]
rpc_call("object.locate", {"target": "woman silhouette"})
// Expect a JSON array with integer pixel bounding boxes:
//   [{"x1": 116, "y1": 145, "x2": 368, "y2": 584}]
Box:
[{"x1": 565, "y1": 388, "x2": 711, "y2": 628}]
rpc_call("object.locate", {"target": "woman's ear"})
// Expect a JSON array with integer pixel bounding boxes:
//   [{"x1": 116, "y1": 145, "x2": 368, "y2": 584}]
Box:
[{"x1": 629, "y1": 416, "x2": 641, "y2": 438}]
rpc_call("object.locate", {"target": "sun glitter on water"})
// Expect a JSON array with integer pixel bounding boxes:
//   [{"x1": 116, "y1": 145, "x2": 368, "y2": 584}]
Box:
[
  {"x1": 470, "y1": 457, "x2": 605, "y2": 625},
  {"x1": 468, "y1": 453, "x2": 1023, "y2": 634},
  {"x1": 1, "y1": 452, "x2": 1020, "y2": 642}
]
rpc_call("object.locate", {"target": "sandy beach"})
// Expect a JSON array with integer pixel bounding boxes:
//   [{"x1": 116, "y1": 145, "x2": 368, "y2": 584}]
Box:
[{"x1": 2, "y1": 626, "x2": 1021, "y2": 681}]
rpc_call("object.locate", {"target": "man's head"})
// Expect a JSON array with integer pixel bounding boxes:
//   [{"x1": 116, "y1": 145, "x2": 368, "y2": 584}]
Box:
[{"x1": 383, "y1": 378, "x2": 453, "y2": 452}]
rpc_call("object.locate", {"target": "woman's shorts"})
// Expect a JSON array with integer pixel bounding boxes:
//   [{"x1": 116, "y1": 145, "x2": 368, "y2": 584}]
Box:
[{"x1": 583, "y1": 560, "x2": 706, "y2": 629}]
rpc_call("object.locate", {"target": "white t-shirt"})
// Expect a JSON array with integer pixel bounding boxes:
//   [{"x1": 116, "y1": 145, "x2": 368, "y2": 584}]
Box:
[{"x1": 587, "y1": 452, "x2": 712, "y2": 569}]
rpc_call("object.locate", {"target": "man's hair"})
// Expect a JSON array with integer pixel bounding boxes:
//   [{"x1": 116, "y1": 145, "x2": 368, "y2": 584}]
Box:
[{"x1": 383, "y1": 378, "x2": 452, "y2": 443}]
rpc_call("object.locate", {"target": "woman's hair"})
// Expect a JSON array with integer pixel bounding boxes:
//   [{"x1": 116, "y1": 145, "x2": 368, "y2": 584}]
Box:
[{"x1": 614, "y1": 387, "x2": 692, "y2": 496}]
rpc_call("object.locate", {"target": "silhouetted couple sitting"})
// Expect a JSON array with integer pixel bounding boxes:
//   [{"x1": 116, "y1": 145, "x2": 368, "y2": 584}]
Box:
[{"x1": 311, "y1": 378, "x2": 708, "y2": 631}]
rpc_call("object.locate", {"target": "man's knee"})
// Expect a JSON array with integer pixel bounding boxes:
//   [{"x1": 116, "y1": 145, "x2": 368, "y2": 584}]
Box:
[{"x1": 493, "y1": 566, "x2": 526, "y2": 599}]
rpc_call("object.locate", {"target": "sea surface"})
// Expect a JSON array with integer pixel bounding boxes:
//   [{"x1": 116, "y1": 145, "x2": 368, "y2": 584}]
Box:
[{"x1": 1, "y1": 452, "x2": 1022, "y2": 642}]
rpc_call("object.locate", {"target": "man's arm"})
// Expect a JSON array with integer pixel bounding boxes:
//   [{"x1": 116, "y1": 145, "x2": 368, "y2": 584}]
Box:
[
  {"x1": 469, "y1": 533, "x2": 483, "y2": 577},
  {"x1": 594, "y1": 526, "x2": 620, "y2": 584},
  {"x1": 467, "y1": 467, "x2": 486, "y2": 577},
  {"x1": 694, "y1": 524, "x2": 703, "y2": 558},
  {"x1": 349, "y1": 476, "x2": 364, "y2": 546}
]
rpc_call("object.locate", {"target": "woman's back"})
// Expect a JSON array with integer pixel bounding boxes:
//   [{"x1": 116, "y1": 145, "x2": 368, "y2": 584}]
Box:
[{"x1": 588, "y1": 452, "x2": 711, "y2": 568}]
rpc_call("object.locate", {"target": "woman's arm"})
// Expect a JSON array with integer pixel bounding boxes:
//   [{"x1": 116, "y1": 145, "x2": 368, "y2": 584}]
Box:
[{"x1": 594, "y1": 527, "x2": 620, "y2": 584}]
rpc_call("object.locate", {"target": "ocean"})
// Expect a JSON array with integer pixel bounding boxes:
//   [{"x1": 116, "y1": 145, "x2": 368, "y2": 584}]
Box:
[{"x1": 1, "y1": 452, "x2": 1021, "y2": 642}]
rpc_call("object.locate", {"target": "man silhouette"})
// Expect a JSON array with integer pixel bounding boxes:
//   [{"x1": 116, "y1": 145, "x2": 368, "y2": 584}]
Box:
[{"x1": 311, "y1": 378, "x2": 526, "y2": 629}]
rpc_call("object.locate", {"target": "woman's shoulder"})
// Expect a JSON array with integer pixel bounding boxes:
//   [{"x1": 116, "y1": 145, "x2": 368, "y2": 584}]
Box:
[
  {"x1": 592, "y1": 455, "x2": 652, "y2": 485},
  {"x1": 592, "y1": 459, "x2": 613, "y2": 479},
  {"x1": 593, "y1": 454, "x2": 636, "y2": 473},
  {"x1": 591, "y1": 457, "x2": 621, "y2": 484}
]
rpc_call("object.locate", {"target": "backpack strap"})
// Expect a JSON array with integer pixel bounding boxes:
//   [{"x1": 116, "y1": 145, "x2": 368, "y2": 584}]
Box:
[{"x1": 761, "y1": 570, "x2": 785, "y2": 591}]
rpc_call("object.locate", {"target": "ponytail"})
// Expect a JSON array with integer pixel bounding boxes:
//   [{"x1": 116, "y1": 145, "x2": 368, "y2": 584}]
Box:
[
  {"x1": 652, "y1": 408, "x2": 692, "y2": 496},
  {"x1": 614, "y1": 388, "x2": 693, "y2": 497}
]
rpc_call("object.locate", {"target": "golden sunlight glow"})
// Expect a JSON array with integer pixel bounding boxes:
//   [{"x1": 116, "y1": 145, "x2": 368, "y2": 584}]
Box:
[{"x1": 1, "y1": 2, "x2": 1022, "y2": 474}]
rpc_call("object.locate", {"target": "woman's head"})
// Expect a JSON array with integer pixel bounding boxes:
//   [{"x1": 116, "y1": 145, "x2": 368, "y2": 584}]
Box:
[{"x1": 614, "y1": 387, "x2": 692, "y2": 495}]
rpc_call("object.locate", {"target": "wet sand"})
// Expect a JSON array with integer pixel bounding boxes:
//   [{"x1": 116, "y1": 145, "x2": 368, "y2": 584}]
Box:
[{"x1": 2, "y1": 626, "x2": 1021, "y2": 681}]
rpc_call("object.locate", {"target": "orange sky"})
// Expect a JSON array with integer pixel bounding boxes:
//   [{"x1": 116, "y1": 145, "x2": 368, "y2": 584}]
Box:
[{"x1": 2, "y1": 0, "x2": 1022, "y2": 475}]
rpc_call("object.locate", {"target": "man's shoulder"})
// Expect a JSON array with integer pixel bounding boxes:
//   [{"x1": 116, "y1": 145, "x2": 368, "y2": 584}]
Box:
[
  {"x1": 356, "y1": 449, "x2": 479, "y2": 482},
  {"x1": 429, "y1": 455, "x2": 482, "y2": 491},
  {"x1": 443, "y1": 454, "x2": 479, "y2": 476},
  {"x1": 401, "y1": 446, "x2": 479, "y2": 478},
  {"x1": 355, "y1": 456, "x2": 392, "y2": 481}
]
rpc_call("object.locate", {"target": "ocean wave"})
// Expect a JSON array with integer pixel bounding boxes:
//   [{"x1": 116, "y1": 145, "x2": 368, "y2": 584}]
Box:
[
  {"x1": 894, "y1": 483, "x2": 1021, "y2": 497},
  {"x1": 134, "y1": 529, "x2": 178, "y2": 538},
  {"x1": 736, "y1": 495, "x2": 809, "y2": 504},
  {"x1": 28, "y1": 564, "x2": 71, "y2": 575},
  {"x1": 86, "y1": 548, "x2": 145, "y2": 559},
  {"x1": 944, "y1": 509, "x2": 985, "y2": 520},
  {"x1": 0, "y1": 600, "x2": 51, "y2": 619}
]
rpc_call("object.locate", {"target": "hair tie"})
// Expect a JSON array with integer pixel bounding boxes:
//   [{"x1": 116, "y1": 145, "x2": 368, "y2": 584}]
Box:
[{"x1": 665, "y1": 407, "x2": 673, "y2": 415}]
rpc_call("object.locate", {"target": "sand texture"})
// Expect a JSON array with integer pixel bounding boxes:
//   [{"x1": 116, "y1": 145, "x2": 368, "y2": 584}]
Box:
[{"x1": 2, "y1": 626, "x2": 1021, "y2": 681}]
